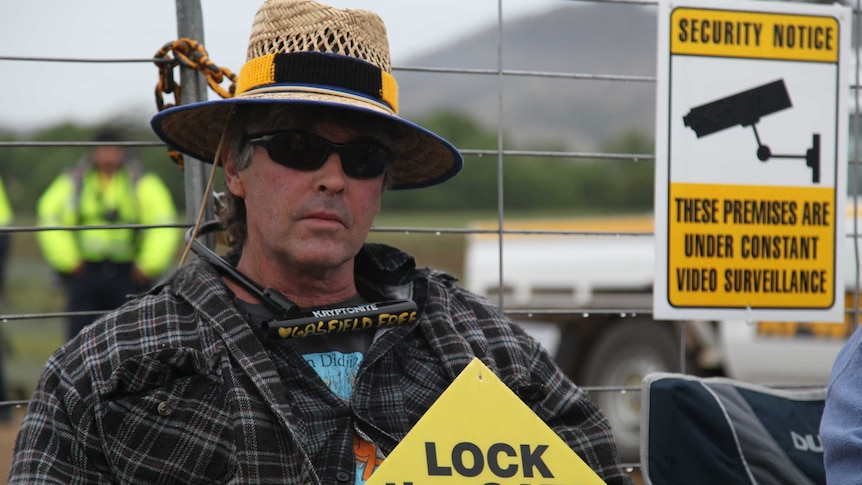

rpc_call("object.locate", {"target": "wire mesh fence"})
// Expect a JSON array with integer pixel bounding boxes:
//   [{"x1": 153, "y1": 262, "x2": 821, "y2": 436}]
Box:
[{"x1": 0, "y1": 0, "x2": 860, "y2": 478}]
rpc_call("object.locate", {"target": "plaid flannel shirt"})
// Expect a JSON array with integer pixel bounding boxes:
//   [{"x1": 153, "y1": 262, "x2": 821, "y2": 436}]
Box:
[{"x1": 10, "y1": 243, "x2": 631, "y2": 485}]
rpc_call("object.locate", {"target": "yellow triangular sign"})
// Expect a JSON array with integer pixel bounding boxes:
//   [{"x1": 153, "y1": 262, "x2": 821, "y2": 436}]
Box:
[{"x1": 366, "y1": 357, "x2": 607, "y2": 484}]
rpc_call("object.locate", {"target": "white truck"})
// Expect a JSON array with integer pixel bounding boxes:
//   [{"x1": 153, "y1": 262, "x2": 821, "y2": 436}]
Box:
[{"x1": 463, "y1": 212, "x2": 859, "y2": 462}]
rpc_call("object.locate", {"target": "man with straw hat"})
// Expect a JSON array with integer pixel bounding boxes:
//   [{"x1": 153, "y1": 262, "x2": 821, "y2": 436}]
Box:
[{"x1": 10, "y1": 1, "x2": 632, "y2": 484}]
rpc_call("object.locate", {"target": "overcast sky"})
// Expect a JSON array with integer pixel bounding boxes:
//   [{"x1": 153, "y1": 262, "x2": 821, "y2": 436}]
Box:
[{"x1": 0, "y1": 0, "x2": 557, "y2": 131}]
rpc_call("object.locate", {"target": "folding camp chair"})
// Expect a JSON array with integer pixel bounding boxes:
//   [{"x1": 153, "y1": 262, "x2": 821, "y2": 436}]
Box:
[{"x1": 640, "y1": 372, "x2": 826, "y2": 485}]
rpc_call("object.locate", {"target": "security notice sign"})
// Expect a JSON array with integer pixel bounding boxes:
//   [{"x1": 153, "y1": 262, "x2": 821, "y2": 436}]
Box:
[{"x1": 653, "y1": 0, "x2": 851, "y2": 322}]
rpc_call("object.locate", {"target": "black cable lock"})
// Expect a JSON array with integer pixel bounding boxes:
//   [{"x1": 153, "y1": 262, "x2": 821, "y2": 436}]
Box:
[
  {"x1": 185, "y1": 221, "x2": 419, "y2": 339},
  {"x1": 264, "y1": 299, "x2": 418, "y2": 339}
]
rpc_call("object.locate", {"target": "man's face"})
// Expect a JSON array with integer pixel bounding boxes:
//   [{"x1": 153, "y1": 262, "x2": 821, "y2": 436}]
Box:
[
  {"x1": 91, "y1": 146, "x2": 125, "y2": 175},
  {"x1": 225, "y1": 119, "x2": 385, "y2": 276}
]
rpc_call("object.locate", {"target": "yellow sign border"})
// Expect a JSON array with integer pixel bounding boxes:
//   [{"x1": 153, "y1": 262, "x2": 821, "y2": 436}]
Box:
[
  {"x1": 670, "y1": 7, "x2": 840, "y2": 62},
  {"x1": 366, "y1": 358, "x2": 607, "y2": 484},
  {"x1": 666, "y1": 183, "x2": 837, "y2": 310}
]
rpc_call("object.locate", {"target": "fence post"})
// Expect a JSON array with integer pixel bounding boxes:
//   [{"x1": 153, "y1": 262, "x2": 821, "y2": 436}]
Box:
[{"x1": 175, "y1": 0, "x2": 214, "y2": 248}]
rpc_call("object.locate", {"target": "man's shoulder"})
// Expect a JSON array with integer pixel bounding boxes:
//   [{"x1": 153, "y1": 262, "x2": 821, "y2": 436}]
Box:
[
  {"x1": 53, "y1": 260, "x2": 235, "y2": 388},
  {"x1": 70, "y1": 259, "x2": 227, "y2": 351},
  {"x1": 358, "y1": 242, "x2": 416, "y2": 276},
  {"x1": 358, "y1": 242, "x2": 459, "y2": 285},
  {"x1": 74, "y1": 274, "x2": 197, "y2": 342}
]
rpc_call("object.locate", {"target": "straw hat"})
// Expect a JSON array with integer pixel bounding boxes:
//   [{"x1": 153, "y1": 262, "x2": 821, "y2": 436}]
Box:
[{"x1": 151, "y1": 0, "x2": 463, "y2": 190}]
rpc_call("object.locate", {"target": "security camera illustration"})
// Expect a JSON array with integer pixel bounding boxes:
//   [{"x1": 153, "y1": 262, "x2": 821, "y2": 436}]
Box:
[{"x1": 682, "y1": 79, "x2": 820, "y2": 184}]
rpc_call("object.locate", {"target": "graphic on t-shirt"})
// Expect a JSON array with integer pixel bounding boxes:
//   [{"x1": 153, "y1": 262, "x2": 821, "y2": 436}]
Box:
[
  {"x1": 303, "y1": 350, "x2": 363, "y2": 401},
  {"x1": 354, "y1": 434, "x2": 383, "y2": 482},
  {"x1": 304, "y1": 350, "x2": 382, "y2": 484}
]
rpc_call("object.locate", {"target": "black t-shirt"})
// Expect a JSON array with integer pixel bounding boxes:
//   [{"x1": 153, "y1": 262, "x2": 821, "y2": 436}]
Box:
[{"x1": 237, "y1": 292, "x2": 384, "y2": 481}]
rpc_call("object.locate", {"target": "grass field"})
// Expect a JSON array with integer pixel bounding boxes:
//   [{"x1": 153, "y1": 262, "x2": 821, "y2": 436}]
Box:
[
  {"x1": 0, "y1": 211, "x2": 648, "y2": 483},
  {"x1": 1, "y1": 210, "x2": 585, "y2": 398},
  {"x1": 2, "y1": 231, "x2": 67, "y2": 400},
  {"x1": 0, "y1": 212, "x2": 483, "y2": 478},
  {"x1": 0, "y1": 211, "x2": 496, "y2": 399}
]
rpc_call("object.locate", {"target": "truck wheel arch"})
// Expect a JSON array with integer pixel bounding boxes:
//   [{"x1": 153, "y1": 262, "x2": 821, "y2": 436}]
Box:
[{"x1": 572, "y1": 318, "x2": 681, "y2": 462}]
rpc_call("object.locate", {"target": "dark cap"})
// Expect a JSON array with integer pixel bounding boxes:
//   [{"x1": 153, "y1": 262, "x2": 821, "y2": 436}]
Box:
[{"x1": 92, "y1": 127, "x2": 125, "y2": 143}]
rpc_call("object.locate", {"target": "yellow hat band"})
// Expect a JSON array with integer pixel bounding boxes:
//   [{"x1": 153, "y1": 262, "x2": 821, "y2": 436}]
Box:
[{"x1": 236, "y1": 52, "x2": 398, "y2": 114}]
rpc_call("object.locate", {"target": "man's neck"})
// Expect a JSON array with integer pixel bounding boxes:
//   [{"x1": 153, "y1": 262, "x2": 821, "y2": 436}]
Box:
[{"x1": 228, "y1": 255, "x2": 358, "y2": 308}]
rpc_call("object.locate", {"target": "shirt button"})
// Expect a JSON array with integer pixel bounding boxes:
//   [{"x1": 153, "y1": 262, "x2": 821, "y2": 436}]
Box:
[
  {"x1": 336, "y1": 471, "x2": 350, "y2": 482},
  {"x1": 157, "y1": 401, "x2": 173, "y2": 416}
]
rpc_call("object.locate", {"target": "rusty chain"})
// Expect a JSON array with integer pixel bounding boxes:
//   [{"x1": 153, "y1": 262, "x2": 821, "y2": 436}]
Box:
[{"x1": 154, "y1": 38, "x2": 237, "y2": 169}]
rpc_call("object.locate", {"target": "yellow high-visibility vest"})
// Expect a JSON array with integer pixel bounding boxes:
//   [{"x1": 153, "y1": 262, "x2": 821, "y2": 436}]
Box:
[
  {"x1": 36, "y1": 162, "x2": 181, "y2": 278},
  {"x1": 0, "y1": 175, "x2": 13, "y2": 227}
]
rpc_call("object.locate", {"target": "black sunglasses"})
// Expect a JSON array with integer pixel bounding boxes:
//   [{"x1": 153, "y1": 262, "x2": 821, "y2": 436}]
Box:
[{"x1": 245, "y1": 131, "x2": 391, "y2": 179}]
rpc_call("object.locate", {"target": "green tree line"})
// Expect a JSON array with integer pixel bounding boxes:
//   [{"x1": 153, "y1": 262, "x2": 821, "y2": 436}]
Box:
[
  {"x1": 0, "y1": 120, "x2": 188, "y2": 219},
  {"x1": 0, "y1": 110, "x2": 654, "y2": 219},
  {"x1": 383, "y1": 111, "x2": 654, "y2": 214}
]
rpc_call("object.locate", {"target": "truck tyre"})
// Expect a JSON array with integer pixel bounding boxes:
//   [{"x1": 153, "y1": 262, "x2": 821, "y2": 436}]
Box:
[{"x1": 578, "y1": 319, "x2": 679, "y2": 463}]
